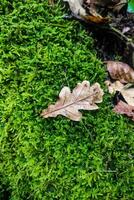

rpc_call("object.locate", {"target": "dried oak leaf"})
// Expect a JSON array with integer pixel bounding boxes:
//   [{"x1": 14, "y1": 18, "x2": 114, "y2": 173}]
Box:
[
  {"x1": 113, "y1": 100, "x2": 134, "y2": 121},
  {"x1": 105, "y1": 80, "x2": 134, "y2": 106},
  {"x1": 106, "y1": 61, "x2": 134, "y2": 83},
  {"x1": 41, "y1": 81, "x2": 104, "y2": 121}
]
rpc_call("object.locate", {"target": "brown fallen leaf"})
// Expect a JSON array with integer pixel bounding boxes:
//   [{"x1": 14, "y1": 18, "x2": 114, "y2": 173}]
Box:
[
  {"x1": 106, "y1": 61, "x2": 134, "y2": 83},
  {"x1": 105, "y1": 80, "x2": 134, "y2": 106},
  {"x1": 41, "y1": 81, "x2": 104, "y2": 121},
  {"x1": 64, "y1": 0, "x2": 108, "y2": 23},
  {"x1": 113, "y1": 100, "x2": 134, "y2": 121},
  {"x1": 83, "y1": 15, "x2": 108, "y2": 23},
  {"x1": 64, "y1": 0, "x2": 128, "y2": 24}
]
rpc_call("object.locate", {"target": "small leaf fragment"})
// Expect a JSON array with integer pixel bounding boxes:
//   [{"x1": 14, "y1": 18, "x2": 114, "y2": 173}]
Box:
[
  {"x1": 113, "y1": 100, "x2": 134, "y2": 121},
  {"x1": 106, "y1": 61, "x2": 134, "y2": 83},
  {"x1": 64, "y1": 0, "x2": 86, "y2": 16},
  {"x1": 105, "y1": 80, "x2": 124, "y2": 94},
  {"x1": 120, "y1": 84, "x2": 134, "y2": 106},
  {"x1": 41, "y1": 81, "x2": 104, "y2": 121},
  {"x1": 83, "y1": 15, "x2": 108, "y2": 23},
  {"x1": 105, "y1": 80, "x2": 134, "y2": 106}
]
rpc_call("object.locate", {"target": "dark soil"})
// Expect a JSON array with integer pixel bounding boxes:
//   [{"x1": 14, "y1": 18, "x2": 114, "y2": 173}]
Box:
[
  {"x1": 112, "y1": 13, "x2": 134, "y2": 39},
  {"x1": 80, "y1": 1, "x2": 134, "y2": 67},
  {"x1": 83, "y1": 12, "x2": 134, "y2": 67}
]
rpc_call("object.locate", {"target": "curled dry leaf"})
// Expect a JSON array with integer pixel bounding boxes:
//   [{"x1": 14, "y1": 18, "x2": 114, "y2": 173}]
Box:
[
  {"x1": 41, "y1": 81, "x2": 104, "y2": 121},
  {"x1": 105, "y1": 61, "x2": 134, "y2": 121},
  {"x1": 63, "y1": 0, "x2": 108, "y2": 23},
  {"x1": 105, "y1": 80, "x2": 134, "y2": 106},
  {"x1": 106, "y1": 61, "x2": 134, "y2": 83},
  {"x1": 64, "y1": 0, "x2": 86, "y2": 16},
  {"x1": 113, "y1": 100, "x2": 134, "y2": 121},
  {"x1": 83, "y1": 15, "x2": 108, "y2": 23},
  {"x1": 64, "y1": 0, "x2": 127, "y2": 23}
]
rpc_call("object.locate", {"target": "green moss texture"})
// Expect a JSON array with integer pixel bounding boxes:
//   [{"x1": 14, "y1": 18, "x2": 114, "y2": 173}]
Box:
[{"x1": 0, "y1": 1, "x2": 133, "y2": 199}]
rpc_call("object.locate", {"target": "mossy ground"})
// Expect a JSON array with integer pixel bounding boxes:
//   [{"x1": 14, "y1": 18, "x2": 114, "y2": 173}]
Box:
[{"x1": 0, "y1": 1, "x2": 133, "y2": 199}]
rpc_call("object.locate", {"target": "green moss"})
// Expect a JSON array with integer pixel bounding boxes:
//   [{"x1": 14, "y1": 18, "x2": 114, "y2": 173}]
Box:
[{"x1": 0, "y1": 0, "x2": 133, "y2": 199}]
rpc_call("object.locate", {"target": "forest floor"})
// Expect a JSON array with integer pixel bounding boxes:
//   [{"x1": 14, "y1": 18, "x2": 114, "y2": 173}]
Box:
[{"x1": 0, "y1": 1, "x2": 133, "y2": 199}]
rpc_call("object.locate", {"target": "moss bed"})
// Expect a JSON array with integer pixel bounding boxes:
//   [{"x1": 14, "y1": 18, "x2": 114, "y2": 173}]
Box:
[{"x1": 0, "y1": 1, "x2": 133, "y2": 199}]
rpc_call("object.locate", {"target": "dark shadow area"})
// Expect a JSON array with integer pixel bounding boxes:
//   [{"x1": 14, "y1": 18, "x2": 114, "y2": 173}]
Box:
[
  {"x1": 0, "y1": 184, "x2": 11, "y2": 200},
  {"x1": 83, "y1": 17, "x2": 134, "y2": 67}
]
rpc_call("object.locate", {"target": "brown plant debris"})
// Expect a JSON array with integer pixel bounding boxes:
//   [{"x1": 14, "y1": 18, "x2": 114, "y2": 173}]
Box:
[
  {"x1": 105, "y1": 80, "x2": 134, "y2": 106},
  {"x1": 105, "y1": 80, "x2": 124, "y2": 94},
  {"x1": 64, "y1": 0, "x2": 127, "y2": 23},
  {"x1": 106, "y1": 61, "x2": 134, "y2": 83},
  {"x1": 41, "y1": 81, "x2": 104, "y2": 121},
  {"x1": 63, "y1": 0, "x2": 109, "y2": 23},
  {"x1": 113, "y1": 100, "x2": 134, "y2": 121}
]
